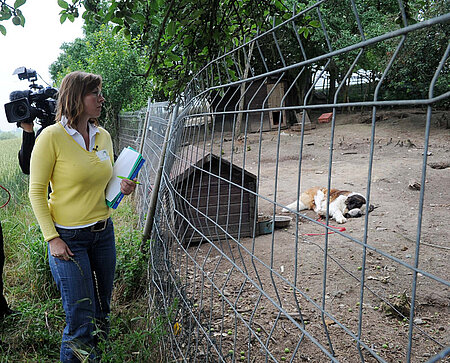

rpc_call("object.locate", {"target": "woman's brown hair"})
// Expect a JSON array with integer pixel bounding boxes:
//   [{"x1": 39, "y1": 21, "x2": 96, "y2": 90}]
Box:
[{"x1": 55, "y1": 71, "x2": 102, "y2": 128}]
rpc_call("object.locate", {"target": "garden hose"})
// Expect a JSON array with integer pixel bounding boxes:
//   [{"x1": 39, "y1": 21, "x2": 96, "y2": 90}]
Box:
[{"x1": 0, "y1": 185, "x2": 11, "y2": 209}]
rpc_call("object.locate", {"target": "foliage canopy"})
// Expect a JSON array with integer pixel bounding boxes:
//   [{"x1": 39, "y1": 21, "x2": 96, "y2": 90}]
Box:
[
  {"x1": 1, "y1": 0, "x2": 448, "y2": 106},
  {"x1": 49, "y1": 24, "x2": 152, "y2": 135}
]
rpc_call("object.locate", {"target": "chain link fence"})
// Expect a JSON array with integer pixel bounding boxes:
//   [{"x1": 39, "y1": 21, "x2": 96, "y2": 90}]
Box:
[{"x1": 118, "y1": 1, "x2": 449, "y2": 361}]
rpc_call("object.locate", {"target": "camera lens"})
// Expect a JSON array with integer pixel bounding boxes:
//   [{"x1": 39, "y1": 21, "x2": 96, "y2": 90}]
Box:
[
  {"x1": 5, "y1": 98, "x2": 31, "y2": 123},
  {"x1": 14, "y1": 103, "x2": 28, "y2": 118}
]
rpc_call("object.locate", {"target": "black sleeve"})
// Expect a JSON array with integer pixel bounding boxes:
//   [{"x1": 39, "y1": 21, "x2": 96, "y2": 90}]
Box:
[{"x1": 18, "y1": 130, "x2": 36, "y2": 175}]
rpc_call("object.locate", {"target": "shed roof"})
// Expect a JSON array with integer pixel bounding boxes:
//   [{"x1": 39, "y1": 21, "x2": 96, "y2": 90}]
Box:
[{"x1": 171, "y1": 145, "x2": 257, "y2": 186}]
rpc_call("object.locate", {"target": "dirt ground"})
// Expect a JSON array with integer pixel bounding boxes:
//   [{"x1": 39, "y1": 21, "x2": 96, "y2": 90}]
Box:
[{"x1": 180, "y1": 109, "x2": 449, "y2": 362}]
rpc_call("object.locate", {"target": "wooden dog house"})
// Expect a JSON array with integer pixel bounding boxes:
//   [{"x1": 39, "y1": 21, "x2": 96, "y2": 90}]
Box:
[{"x1": 171, "y1": 146, "x2": 257, "y2": 244}]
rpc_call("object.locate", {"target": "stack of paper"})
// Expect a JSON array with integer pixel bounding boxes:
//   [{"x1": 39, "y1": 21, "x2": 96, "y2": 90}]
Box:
[{"x1": 106, "y1": 146, "x2": 145, "y2": 209}]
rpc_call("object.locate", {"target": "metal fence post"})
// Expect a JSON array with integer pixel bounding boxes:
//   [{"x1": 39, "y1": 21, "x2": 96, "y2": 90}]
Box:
[
  {"x1": 138, "y1": 98, "x2": 152, "y2": 155},
  {"x1": 141, "y1": 104, "x2": 179, "y2": 252}
]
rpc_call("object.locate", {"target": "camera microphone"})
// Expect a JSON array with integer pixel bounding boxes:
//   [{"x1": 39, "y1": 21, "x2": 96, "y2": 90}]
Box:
[{"x1": 9, "y1": 90, "x2": 29, "y2": 101}]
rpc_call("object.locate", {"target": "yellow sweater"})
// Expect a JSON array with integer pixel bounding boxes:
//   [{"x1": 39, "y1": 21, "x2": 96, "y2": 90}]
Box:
[{"x1": 29, "y1": 123, "x2": 114, "y2": 241}]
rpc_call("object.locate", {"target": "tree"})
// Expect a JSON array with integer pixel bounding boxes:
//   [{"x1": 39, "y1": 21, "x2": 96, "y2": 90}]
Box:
[
  {"x1": 0, "y1": 0, "x2": 355, "y2": 103},
  {"x1": 3, "y1": 0, "x2": 446, "y2": 106},
  {"x1": 50, "y1": 24, "x2": 152, "y2": 138},
  {"x1": 0, "y1": 130, "x2": 19, "y2": 140},
  {"x1": 381, "y1": 1, "x2": 449, "y2": 104},
  {"x1": 52, "y1": 0, "x2": 298, "y2": 101}
]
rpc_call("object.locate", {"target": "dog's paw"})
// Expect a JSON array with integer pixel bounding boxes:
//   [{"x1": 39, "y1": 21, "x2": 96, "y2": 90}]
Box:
[{"x1": 335, "y1": 216, "x2": 347, "y2": 224}]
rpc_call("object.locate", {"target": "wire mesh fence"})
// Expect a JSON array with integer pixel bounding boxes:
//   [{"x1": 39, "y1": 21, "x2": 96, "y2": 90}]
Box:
[
  {"x1": 118, "y1": 102, "x2": 170, "y2": 227},
  {"x1": 118, "y1": 1, "x2": 449, "y2": 361}
]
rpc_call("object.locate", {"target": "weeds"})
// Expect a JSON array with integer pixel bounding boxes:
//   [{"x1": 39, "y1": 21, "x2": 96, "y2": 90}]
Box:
[
  {"x1": 98, "y1": 306, "x2": 161, "y2": 362},
  {"x1": 0, "y1": 298, "x2": 63, "y2": 361},
  {"x1": 115, "y1": 227, "x2": 147, "y2": 302},
  {"x1": 0, "y1": 139, "x2": 166, "y2": 361}
]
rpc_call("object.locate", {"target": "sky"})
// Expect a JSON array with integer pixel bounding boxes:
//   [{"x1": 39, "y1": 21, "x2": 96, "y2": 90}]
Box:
[{"x1": 0, "y1": 0, "x2": 84, "y2": 131}]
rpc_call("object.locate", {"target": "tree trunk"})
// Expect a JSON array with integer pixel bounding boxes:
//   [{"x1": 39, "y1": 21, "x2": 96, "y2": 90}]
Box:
[
  {"x1": 328, "y1": 62, "x2": 338, "y2": 104},
  {"x1": 235, "y1": 41, "x2": 255, "y2": 139}
]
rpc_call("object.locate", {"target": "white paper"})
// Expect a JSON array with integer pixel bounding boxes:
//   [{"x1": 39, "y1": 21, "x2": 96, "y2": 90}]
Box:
[{"x1": 105, "y1": 148, "x2": 141, "y2": 202}]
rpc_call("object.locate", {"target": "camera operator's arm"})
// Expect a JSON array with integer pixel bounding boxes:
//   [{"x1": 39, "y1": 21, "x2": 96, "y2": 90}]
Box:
[{"x1": 18, "y1": 123, "x2": 36, "y2": 175}]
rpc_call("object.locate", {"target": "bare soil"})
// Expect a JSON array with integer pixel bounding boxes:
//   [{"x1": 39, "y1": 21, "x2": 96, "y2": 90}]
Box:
[{"x1": 182, "y1": 109, "x2": 449, "y2": 362}]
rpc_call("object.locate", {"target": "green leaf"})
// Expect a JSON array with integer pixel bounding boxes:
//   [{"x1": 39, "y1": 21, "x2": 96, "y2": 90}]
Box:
[
  {"x1": 167, "y1": 20, "x2": 176, "y2": 36},
  {"x1": 165, "y1": 79, "x2": 176, "y2": 88},
  {"x1": 303, "y1": 28, "x2": 309, "y2": 38},
  {"x1": 14, "y1": 0, "x2": 26, "y2": 9},
  {"x1": 104, "y1": 10, "x2": 113, "y2": 22},
  {"x1": 167, "y1": 52, "x2": 181, "y2": 62},
  {"x1": 111, "y1": 17, "x2": 123, "y2": 25},
  {"x1": 77, "y1": 349, "x2": 90, "y2": 356},
  {"x1": 112, "y1": 25, "x2": 121, "y2": 35},
  {"x1": 18, "y1": 12, "x2": 25, "y2": 26},
  {"x1": 57, "y1": 0, "x2": 69, "y2": 10},
  {"x1": 274, "y1": 0, "x2": 284, "y2": 11},
  {"x1": 103, "y1": 2, "x2": 117, "y2": 22},
  {"x1": 183, "y1": 36, "x2": 192, "y2": 46},
  {"x1": 0, "y1": 24, "x2": 6, "y2": 36},
  {"x1": 12, "y1": 15, "x2": 21, "y2": 25},
  {"x1": 309, "y1": 20, "x2": 320, "y2": 28},
  {"x1": 131, "y1": 13, "x2": 145, "y2": 23},
  {"x1": 191, "y1": 9, "x2": 203, "y2": 19},
  {"x1": 163, "y1": 59, "x2": 174, "y2": 67},
  {"x1": 0, "y1": 9, "x2": 12, "y2": 21},
  {"x1": 229, "y1": 69, "x2": 237, "y2": 81},
  {"x1": 60, "y1": 13, "x2": 67, "y2": 24},
  {"x1": 274, "y1": 17, "x2": 282, "y2": 27}
]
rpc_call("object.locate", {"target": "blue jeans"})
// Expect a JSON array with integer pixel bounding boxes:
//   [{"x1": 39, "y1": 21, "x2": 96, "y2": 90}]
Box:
[{"x1": 49, "y1": 218, "x2": 116, "y2": 363}]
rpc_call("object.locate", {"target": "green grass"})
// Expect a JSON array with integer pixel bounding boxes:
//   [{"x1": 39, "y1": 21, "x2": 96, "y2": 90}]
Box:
[{"x1": 0, "y1": 138, "x2": 164, "y2": 362}]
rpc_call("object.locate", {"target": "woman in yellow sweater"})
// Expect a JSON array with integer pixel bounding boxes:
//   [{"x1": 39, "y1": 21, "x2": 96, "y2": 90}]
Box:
[{"x1": 29, "y1": 71, "x2": 135, "y2": 362}]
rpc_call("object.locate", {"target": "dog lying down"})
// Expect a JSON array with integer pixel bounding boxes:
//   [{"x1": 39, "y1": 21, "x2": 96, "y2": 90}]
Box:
[{"x1": 282, "y1": 187, "x2": 374, "y2": 224}]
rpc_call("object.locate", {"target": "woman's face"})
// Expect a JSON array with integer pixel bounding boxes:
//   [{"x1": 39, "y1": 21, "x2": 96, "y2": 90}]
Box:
[{"x1": 82, "y1": 86, "x2": 105, "y2": 120}]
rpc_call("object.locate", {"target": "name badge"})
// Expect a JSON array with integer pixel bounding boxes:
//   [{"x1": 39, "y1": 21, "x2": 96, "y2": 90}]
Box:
[{"x1": 96, "y1": 149, "x2": 110, "y2": 161}]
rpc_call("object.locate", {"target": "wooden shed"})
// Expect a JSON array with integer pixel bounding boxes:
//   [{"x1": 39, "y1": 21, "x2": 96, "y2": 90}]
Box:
[
  {"x1": 171, "y1": 146, "x2": 257, "y2": 244},
  {"x1": 210, "y1": 78, "x2": 289, "y2": 134}
]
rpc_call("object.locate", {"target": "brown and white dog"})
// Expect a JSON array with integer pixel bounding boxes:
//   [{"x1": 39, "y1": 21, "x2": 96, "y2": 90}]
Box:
[{"x1": 282, "y1": 187, "x2": 374, "y2": 224}]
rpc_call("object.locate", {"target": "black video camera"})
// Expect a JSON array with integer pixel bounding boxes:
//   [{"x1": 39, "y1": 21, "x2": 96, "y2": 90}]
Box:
[{"x1": 4, "y1": 67, "x2": 57, "y2": 127}]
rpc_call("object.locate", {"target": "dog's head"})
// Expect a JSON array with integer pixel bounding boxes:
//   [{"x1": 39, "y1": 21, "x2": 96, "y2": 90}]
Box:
[
  {"x1": 344, "y1": 193, "x2": 375, "y2": 218},
  {"x1": 345, "y1": 194, "x2": 366, "y2": 210}
]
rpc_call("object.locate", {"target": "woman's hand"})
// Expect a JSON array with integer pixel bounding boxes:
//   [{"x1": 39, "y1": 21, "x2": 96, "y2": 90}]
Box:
[
  {"x1": 120, "y1": 178, "x2": 137, "y2": 195},
  {"x1": 48, "y1": 237, "x2": 74, "y2": 261}
]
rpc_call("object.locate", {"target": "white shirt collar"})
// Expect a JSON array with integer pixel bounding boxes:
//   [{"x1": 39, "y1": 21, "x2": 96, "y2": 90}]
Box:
[{"x1": 60, "y1": 116, "x2": 100, "y2": 151}]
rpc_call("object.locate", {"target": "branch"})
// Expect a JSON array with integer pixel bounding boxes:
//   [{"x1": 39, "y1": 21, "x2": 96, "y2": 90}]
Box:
[
  {"x1": 231, "y1": 0, "x2": 245, "y2": 40},
  {"x1": 142, "y1": 0, "x2": 177, "y2": 78}
]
